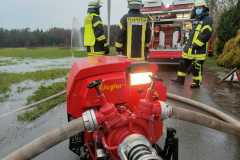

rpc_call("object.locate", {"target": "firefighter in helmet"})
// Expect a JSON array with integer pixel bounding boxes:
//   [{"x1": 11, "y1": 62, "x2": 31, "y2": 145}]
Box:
[
  {"x1": 115, "y1": 0, "x2": 151, "y2": 60},
  {"x1": 84, "y1": 0, "x2": 109, "y2": 56},
  {"x1": 172, "y1": 0, "x2": 213, "y2": 88}
]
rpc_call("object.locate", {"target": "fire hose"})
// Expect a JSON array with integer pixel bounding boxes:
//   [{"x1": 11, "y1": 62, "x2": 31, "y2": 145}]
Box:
[
  {"x1": 3, "y1": 106, "x2": 240, "y2": 160},
  {"x1": 2, "y1": 88, "x2": 240, "y2": 160},
  {"x1": 3, "y1": 117, "x2": 85, "y2": 160},
  {"x1": 1, "y1": 91, "x2": 239, "y2": 129},
  {"x1": 167, "y1": 93, "x2": 240, "y2": 127},
  {"x1": 172, "y1": 107, "x2": 240, "y2": 137}
]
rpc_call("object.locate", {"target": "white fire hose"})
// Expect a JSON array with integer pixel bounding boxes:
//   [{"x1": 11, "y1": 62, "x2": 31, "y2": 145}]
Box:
[
  {"x1": 167, "y1": 92, "x2": 240, "y2": 127},
  {"x1": 3, "y1": 117, "x2": 84, "y2": 160}
]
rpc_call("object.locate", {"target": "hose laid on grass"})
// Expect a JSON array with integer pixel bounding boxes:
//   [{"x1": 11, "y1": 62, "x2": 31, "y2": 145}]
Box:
[
  {"x1": 3, "y1": 117, "x2": 84, "y2": 160},
  {"x1": 167, "y1": 92, "x2": 240, "y2": 128}
]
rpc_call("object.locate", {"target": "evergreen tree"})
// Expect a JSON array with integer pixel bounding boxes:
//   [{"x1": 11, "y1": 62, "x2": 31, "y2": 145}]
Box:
[{"x1": 215, "y1": 0, "x2": 240, "y2": 55}]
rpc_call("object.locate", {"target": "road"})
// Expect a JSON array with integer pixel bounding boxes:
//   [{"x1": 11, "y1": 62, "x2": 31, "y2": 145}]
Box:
[{"x1": 0, "y1": 65, "x2": 240, "y2": 160}]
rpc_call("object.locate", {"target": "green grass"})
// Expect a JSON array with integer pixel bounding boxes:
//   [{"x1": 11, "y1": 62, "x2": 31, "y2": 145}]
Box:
[
  {"x1": 17, "y1": 86, "x2": 31, "y2": 93},
  {"x1": 205, "y1": 57, "x2": 228, "y2": 72},
  {"x1": 205, "y1": 56, "x2": 229, "y2": 78},
  {"x1": 0, "y1": 93, "x2": 9, "y2": 103},
  {"x1": 0, "y1": 48, "x2": 86, "y2": 59},
  {"x1": 0, "y1": 46, "x2": 121, "y2": 59},
  {"x1": 0, "y1": 60, "x2": 17, "y2": 66},
  {"x1": 109, "y1": 46, "x2": 117, "y2": 55},
  {"x1": 0, "y1": 69, "x2": 69, "y2": 94},
  {"x1": 17, "y1": 82, "x2": 66, "y2": 122}
]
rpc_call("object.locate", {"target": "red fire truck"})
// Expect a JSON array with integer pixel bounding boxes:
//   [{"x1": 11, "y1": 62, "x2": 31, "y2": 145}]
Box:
[{"x1": 142, "y1": 0, "x2": 194, "y2": 64}]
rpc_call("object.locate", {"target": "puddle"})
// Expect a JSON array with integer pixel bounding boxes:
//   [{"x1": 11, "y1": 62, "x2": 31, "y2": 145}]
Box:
[
  {"x1": 0, "y1": 93, "x2": 10, "y2": 103},
  {"x1": 0, "y1": 57, "x2": 79, "y2": 73},
  {"x1": 200, "y1": 71, "x2": 240, "y2": 118},
  {"x1": 0, "y1": 77, "x2": 66, "y2": 154},
  {"x1": 0, "y1": 58, "x2": 18, "y2": 66},
  {"x1": 0, "y1": 77, "x2": 65, "y2": 115},
  {"x1": 211, "y1": 83, "x2": 240, "y2": 116},
  {"x1": 0, "y1": 104, "x2": 67, "y2": 158},
  {"x1": 0, "y1": 57, "x2": 70, "y2": 155}
]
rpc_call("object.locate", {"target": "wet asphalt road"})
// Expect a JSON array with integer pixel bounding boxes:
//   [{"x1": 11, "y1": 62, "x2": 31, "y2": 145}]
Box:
[{"x1": 0, "y1": 65, "x2": 240, "y2": 160}]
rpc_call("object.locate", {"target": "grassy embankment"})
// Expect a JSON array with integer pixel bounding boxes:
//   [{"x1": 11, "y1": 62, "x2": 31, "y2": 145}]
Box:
[
  {"x1": 17, "y1": 82, "x2": 66, "y2": 122},
  {"x1": 205, "y1": 56, "x2": 229, "y2": 78},
  {"x1": 217, "y1": 33, "x2": 240, "y2": 68},
  {"x1": 0, "y1": 47, "x2": 117, "y2": 60},
  {"x1": 0, "y1": 69, "x2": 69, "y2": 95},
  {"x1": 0, "y1": 48, "x2": 86, "y2": 59},
  {"x1": 0, "y1": 59, "x2": 17, "y2": 66}
]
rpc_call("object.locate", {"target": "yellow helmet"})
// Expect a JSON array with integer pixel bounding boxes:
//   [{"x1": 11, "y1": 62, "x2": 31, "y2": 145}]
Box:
[
  {"x1": 88, "y1": 0, "x2": 102, "y2": 9},
  {"x1": 194, "y1": 0, "x2": 208, "y2": 7}
]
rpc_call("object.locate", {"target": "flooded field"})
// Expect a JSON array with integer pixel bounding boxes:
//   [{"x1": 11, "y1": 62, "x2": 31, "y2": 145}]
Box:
[
  {"x1": 0, "y1": 52, "x2": 72, "y2": 157},
  {"x1": 0, "y1": 57, "x2": 78, "y2": 73},
  {"x1": 0, "y1": 78, "x2": 65, "y2": 114}
]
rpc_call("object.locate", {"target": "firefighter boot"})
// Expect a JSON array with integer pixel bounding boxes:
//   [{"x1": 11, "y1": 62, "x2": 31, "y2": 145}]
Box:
[
  {"x1": 171, "y1": 77, "x2": 185, "y2": 85},
  {"x1": 190, "y1": 81, "x2": 200, "y2": 88}
]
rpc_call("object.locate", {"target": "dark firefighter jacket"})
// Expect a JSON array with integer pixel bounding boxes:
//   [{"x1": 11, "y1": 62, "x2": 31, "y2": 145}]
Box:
[
  {"x1": 182, "y1": 10, "x2": 213, "y2": 61},
  {"x1": 84, "y1": 9, "x2": 107, "y2": 56},
  {"x1": 115, "y1": 9, "x2": 151, "y2": 60}
]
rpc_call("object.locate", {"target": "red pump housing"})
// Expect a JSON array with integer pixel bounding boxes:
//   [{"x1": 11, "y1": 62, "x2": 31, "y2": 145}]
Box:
[{"x1": 67, "y1": 56, "x2": 169, "y2": 159}]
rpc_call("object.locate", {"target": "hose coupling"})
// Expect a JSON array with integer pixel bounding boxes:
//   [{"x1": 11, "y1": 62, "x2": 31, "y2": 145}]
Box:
[
  {"x1": 82, "y1": 109, "x2": 98, "y2": 132},
  {"x1": 118, "y1": 134, "x2": 162, "y2": 160},
  {"x1": 159, "y1": 101, "x2": 173, "y2": 120}
]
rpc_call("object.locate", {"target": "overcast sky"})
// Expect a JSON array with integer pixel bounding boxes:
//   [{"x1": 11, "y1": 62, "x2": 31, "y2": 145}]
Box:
[{"x1": 0, "y1": 0, "x2": 171, "y2": 30}]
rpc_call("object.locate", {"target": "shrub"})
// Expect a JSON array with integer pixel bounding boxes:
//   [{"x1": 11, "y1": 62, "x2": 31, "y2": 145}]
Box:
[
  {"x1": 217, "y1": 32, "x2": 240, "y2": 68},
  {"x1": 215, "y1": 1, "x2": 240, "y2": 55}
]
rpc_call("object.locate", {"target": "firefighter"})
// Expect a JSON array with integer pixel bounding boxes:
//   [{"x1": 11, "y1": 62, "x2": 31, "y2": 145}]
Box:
[
  {"x1": 84, "y1": 0, "x2": 109, "y2": 56},
  {"x1": 115, "y1": 0, "x2": 151, "y2": 60},
  {"x1": 172, "y1": 0, "x2": 213, "y2": 88}
]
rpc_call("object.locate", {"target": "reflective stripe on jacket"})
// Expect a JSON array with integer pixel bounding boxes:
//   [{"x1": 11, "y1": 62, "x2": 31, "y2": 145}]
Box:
[
  {"x1": 182, "y1": 16, "x2": 213, "y2": 60},
  {"x1": 84, "y1": 13, "x2": 96, "y2": 47},
  {"x1": 84, "y1": 12, "x2": 107, "y2": 56},
  {"x1": 115, "y1": 10, "x2": 151, "y2": 60}
]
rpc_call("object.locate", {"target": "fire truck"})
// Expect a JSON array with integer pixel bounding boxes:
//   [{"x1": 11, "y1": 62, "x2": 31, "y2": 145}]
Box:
[{"x1": 142, "y1": 0, "x2": 195, "y2": 64}]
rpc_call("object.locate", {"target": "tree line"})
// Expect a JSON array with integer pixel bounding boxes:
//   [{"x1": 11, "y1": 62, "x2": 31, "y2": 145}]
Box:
[
  {"x1": 0, "y1": 25, "x2": 120, "y2": 48},
  {"x1": 0, "y1": 28, "x2": 71, "y2": 48}
]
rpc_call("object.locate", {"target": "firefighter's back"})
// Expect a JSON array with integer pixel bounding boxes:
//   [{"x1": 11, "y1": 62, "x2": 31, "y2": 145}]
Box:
[{"x1": 115, "y1": 0, "x2": 151, "y2": 60}]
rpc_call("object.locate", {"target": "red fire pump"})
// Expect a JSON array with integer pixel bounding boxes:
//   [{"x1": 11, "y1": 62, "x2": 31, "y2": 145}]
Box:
[{"x1": 67, "y1": 56, "x2": 178, "y2": 160}]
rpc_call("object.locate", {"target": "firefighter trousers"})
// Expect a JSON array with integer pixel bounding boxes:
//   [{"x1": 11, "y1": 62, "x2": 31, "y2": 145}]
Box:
[{"x1": 177, "y1": 58, "x2": 204, "y2": 85}]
